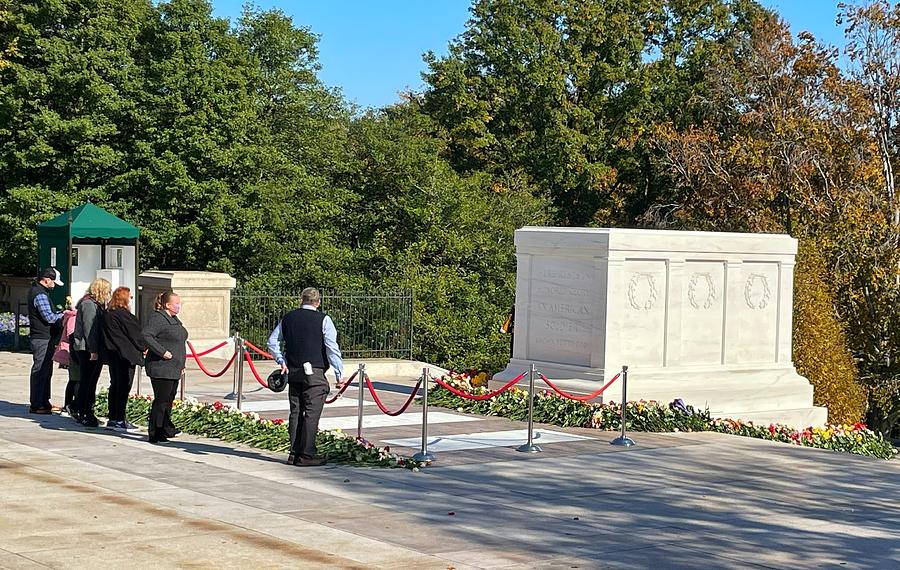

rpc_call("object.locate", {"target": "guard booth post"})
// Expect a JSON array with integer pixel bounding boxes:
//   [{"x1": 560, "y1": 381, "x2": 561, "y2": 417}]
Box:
[{"x1": 36, "y1": 203, "x2": 140, "y2": 313}]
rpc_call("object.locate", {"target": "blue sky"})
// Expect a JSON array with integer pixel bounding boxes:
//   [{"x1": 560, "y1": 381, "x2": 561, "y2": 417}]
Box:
[{"x1": 210, "y1": 1, "x2": 847, "y2": 110}]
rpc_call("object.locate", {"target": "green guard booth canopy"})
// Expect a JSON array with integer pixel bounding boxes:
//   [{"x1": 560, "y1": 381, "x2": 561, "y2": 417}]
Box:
[{"x1": 36, "y1": 203, "x2": 140, "y2": 306}]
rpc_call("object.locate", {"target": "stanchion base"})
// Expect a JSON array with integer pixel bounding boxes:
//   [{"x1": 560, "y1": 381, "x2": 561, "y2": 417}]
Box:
[
  {"x1": 610, "y1": 435, "x2": 636, "y2": 447},
  {"x1": 517, "y1": 443, "x2": 543, "y2": 453},
  {"x1": 411, "y1": 451, "x2": 435, "y2": 463},
  {"x1": 224, "y1": 392, "x2": 237, "y2": 400}
]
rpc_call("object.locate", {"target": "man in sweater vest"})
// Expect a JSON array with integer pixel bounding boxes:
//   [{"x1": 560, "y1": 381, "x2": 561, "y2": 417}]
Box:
[
  {"x1": 267, "y1": 287, "x2": 344, "y2": 466},
  {"x1": 28, "y1": 267, "x2": 65, "y2": 414}
]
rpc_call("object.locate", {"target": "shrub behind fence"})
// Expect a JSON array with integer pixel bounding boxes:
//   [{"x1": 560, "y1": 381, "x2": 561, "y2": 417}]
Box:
[
  {"x1": 0, "y1": 305, "x2": 30, "y2": 352},
  {"x1": 231, "y1": 288, "x2": 413, "y2": 360}
]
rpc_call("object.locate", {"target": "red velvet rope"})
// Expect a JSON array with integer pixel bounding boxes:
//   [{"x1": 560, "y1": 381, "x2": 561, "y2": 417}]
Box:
[
  {"x1": 325, "y1": 370, "x2": 359, "y2": 404},
  {"x1": 186, "y1": 342, "x2": 237, "y2": 377},
  {"x1": 243, "y1": 340, "x2": 274, "y2": 360},
  {"x1": 433, "y1": 371, "x2": 526, "y2": 400},
  {"x1": 185, "y1": 341, "x2": 229, "y2": 358},
  {"x1": 364, "y1": 375, "x2": 422, "y2": 416},
  {"x1": 538, "y1": 372, "x2": 620, "y2": 401},
  {"x1": 243, "y1": 351, "x2": 271, "y2": 388}
]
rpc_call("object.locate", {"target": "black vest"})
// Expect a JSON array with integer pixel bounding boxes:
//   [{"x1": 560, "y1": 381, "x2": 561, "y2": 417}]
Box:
[
  {"x1": 27, "y1": 282, "x2": 55, "y2": 340},
  {"x1": 281, "y1": 308, "x2": 329, "y2": 371}
]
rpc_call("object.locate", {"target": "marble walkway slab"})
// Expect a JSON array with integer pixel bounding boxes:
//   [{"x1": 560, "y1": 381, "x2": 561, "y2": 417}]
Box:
[
  {"x1": 318, "y1": 411, "x2": 479, "y2": 431},
  {"x1": 385, "y1": 428, "x2": 593, "y2": 452}
]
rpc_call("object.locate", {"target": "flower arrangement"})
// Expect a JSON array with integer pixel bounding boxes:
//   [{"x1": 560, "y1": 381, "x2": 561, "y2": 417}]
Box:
[
  {"x1": 0, "y1": 312, "x2": 29, "y2": 350},
  {"x1": 93, "y1": 392, "x2": 427, "y2": 469},
  {"x1": 429, "y1": 372, "x2": 898, "y2": 460},
  {"x1": 708, "y1": 418, "x2": 893, "y2": 458}
]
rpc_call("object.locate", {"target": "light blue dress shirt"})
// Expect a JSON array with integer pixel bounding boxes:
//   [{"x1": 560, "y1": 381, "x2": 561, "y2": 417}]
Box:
[{"x1": 267, "y1": 305, "x2": 343, "y2": 381}]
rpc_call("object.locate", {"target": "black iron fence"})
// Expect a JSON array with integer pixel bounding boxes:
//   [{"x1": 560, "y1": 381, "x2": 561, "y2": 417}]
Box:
[
  {"x1": 230, "y1": 288, "x2": 413, "y2": 360},
  {"x1": 0, "y1": 302, "x2": 30, "y2": 352}
]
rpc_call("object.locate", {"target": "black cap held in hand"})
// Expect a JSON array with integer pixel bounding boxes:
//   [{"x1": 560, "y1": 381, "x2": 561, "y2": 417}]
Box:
[{"x1": 267, "y1": 369, "x2": 287, "y2": 393}]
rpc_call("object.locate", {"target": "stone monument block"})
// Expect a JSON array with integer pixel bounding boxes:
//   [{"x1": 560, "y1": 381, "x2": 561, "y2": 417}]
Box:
[
  {"x1": 495, "y1": 227, "x2": 827, "y2": 428},
  {"x1": 138, "y1": 271, "x2": 236, "y2": 359}
]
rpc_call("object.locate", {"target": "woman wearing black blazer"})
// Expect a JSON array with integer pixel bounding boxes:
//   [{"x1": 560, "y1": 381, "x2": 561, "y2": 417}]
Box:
[
  {"x1": 142, "y1": 291, "x2": 188, "y2": 444},
  {"x1": 102, "y1": 286, "x2": 146, "y2": 432}
]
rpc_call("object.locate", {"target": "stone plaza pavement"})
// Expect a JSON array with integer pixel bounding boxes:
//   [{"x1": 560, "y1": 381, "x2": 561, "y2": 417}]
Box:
[{"x1": 1, "y1": 352, "x2": 899, "y2": 569}]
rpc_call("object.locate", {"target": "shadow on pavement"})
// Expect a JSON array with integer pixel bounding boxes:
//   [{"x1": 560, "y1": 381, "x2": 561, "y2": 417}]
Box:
[{"x1": 0, "y1": 399, "x2": 286, "y2": 466}]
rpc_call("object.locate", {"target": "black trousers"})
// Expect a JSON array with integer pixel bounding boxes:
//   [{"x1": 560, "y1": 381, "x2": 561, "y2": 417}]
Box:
[
  {"x1": 149, "y1": 377, "x2": 179, "y2": 439},
  {"x1": 107, "y1": 354, "x2": 135, "y2": 422},
  {"x1": 29, "y1": 338, "x2": 55, "y2": 410},
  {"x1": 74, "y1": 351, "x2": 103, "y2": 419},
  {"x1": 64, "y1": 358, "x2": 81, "y2": 411},
  {"x1": 288, "y1": 367, "x2": 329, "y2": 460}
]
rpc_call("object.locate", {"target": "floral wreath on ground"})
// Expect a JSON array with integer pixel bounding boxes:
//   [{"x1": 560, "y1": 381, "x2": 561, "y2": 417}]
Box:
[
  {"x1": 93, "y1": 392, "x2": 428, "y2": 470},
  {"x1": 428, "y1": 372, "x2": 898, "y2": 460}
]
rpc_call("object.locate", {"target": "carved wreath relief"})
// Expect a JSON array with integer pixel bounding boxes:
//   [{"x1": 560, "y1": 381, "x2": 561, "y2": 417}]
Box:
[
  {"x1": 627, "y1": 273, "x2": 658, "y2": 311},
  {"x1": 744, "y1": 273, "x2": 771, "y2": 310},
  {"x1": 687, "y1": 272, "x2": 717, "y2": 310}
]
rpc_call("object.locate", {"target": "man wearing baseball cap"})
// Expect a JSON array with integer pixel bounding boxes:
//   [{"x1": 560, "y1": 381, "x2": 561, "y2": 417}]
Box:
[{"x1": 28, "y1": 267, "x2": 65, "y2": 414}]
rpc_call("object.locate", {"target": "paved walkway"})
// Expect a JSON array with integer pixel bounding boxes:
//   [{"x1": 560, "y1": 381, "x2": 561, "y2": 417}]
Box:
[{"x1": 2, "y1": 351, "x2": 900, "y2": 569}]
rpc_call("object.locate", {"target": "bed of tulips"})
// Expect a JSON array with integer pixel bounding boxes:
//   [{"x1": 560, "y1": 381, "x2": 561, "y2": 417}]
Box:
[
  {"x1": 429, "y1": 372, "x2": 898, "y2": 460},
  {"x1": 94, "y1": 392, "x2": 427, "y2": 469},
  {"x1": 708, "y1": 418, "x2": 896, "y2": 458}
]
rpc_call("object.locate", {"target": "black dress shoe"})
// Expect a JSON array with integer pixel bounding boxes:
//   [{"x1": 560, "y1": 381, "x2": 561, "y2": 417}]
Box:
[
  {"x1": 148, "y1": 435, "x2": 170, "y2": 444},
  {"x1": 80, "y1": 415, "x2": 99, "y2": 428},
  {"x1": 286, "y1": 454, "x2": 297, "y2": 465},
  {"x1": 295, "y1": 457, "x2": 326, "y2": 467}
]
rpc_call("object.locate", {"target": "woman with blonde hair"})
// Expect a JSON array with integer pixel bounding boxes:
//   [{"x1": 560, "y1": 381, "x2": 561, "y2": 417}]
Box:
[
  {"x1": 102, "y1": 287, "x2": 146, "y2": 431},
  {"x1": 143, "y1": 290, "x2": 188, "y2": 443},
  {"x1": 72, "y1": 278, "x2": 112, "y2": 427}
]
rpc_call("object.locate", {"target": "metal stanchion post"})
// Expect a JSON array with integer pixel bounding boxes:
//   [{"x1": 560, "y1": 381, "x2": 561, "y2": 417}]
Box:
[
  {"x1": 517, "y1": 363, "x2": 542, "y2": 453},
  {"x1": 236, "y1": 335, "x2": 245, "y2": 410},
  {"x1": 356, "y1": 363, "x2": 366, "y2": 439},
  {"x1": 412, "y1": 367, "x2": 435, "y2": 463},
  {"x1": 179, "y1": 369, "x2": 185, "y2": 402},
  {"x1": 136, "y1": 366, "x2": 142, "y2": 396},
  {"x1": 226, "y1": 334, "x2": 239, "y2": 399},
  {"x1": 611, "y1": 365, "x2": 636, "y2": 447}
]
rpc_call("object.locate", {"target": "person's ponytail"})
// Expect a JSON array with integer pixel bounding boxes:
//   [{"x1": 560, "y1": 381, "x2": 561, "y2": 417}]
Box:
[{"x1": 155, "y1": 290, "x2": 175, "y2": 311}]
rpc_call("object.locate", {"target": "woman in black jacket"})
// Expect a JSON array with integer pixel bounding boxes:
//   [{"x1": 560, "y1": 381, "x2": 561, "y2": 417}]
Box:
[
  {"x1": 102, "y1": 286, "x2": 146, "y2": 432},
  {"x1": 142, "y1": 290, "x2": 188, "y2": 444},
  {"x1": 72, "y1": 278, "x2": 111, "y2": 427}
]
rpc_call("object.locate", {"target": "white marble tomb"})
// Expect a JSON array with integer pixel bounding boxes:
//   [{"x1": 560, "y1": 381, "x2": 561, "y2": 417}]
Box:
[{"x1": 494, "y1": 227, "x2": 827, "y2": 427}]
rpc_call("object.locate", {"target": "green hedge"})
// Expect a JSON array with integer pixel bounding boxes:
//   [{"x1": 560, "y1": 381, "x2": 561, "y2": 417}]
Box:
[{"x1": 793, "y1": 241, "x2": 867, "y2": 424}]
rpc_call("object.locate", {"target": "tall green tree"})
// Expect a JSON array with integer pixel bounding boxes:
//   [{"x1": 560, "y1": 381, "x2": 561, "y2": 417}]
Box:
[
  {"x1": 0, "y1": 0, "x2": 356, "y2": 285},
  {"x1": 421, "y1": 0, "x2": 764, "y2": 226},
  {"x1": 0, "y1": 0, "x2": 152, "y2": 275},
  {"x1": 343, "y1": 104, "x2": 550, "y2": 369},
  {"x1": 230, "y1": 5, "x2": 356, "y2": 288},
  {"x1": 0, "y1": 0, "x2": 18, "y2": 69}
]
